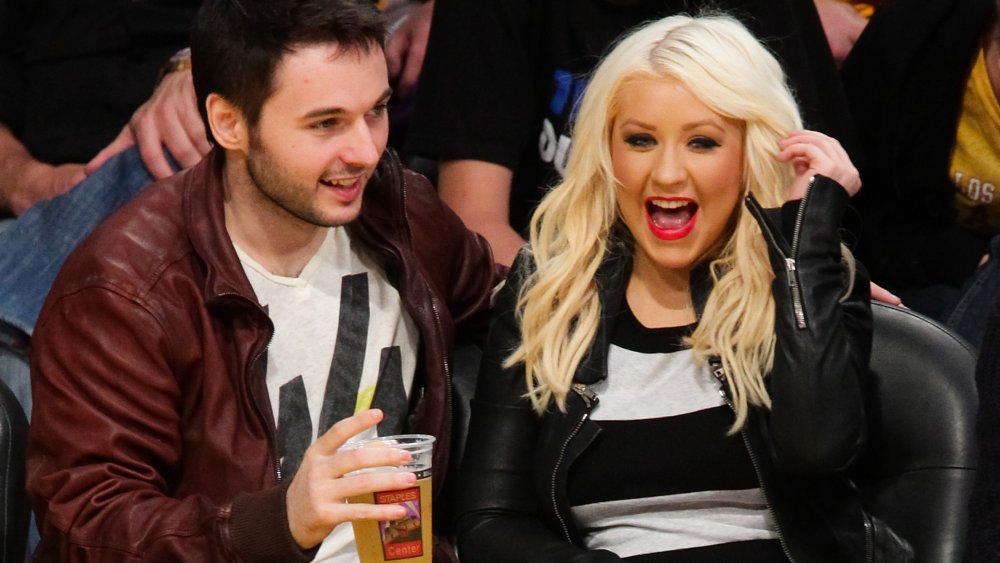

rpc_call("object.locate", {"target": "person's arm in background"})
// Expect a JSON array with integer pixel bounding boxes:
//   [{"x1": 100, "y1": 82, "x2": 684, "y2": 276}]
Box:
[
  {"x1": 0, "y1": 125, "x2": 85, "y2": 215},
  {"x1": 86, "y1": 51, "x2": 211, "y2": 180},
  {"x1": 813, "y1": 0, "x2": 868, "y2": 65},
  {"x1": 438, "y1": 160, "x2": 523, "y2": 267},
  {"x1": 0, "y1": 0, "x2": 84, "y2": 214},
  {"x1": 407, "y1": 0, "x2": 535, "y2": 267}
]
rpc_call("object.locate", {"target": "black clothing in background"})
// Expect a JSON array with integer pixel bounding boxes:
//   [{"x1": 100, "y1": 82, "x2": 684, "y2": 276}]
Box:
[
  {"x1": 840, "y1": 0, "x2": 995, "y2": 293},
  {"x1": 970, "y1": 295, "x2": 1000, "y2": 561},
  {"x1": 408, "y1": 0, "x2": 859, "y2": 235},
  {"x1": 0, "y1": 0, "x2": 200, "y2": 165}
]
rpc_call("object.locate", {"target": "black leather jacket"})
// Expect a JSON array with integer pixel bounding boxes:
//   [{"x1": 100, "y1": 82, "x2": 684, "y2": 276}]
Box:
[{"x1": 454, "y1": 177, "x2": 913, "y2": 562}]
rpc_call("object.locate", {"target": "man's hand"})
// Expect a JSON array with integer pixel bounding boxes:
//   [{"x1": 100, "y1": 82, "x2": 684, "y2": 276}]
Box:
[
  {"x1": 0, "y1": 125, "x2": 85, "y2": 215},
  {"x1": 285, "y1": 410, "x2": 416, "y2": 549},
  {"x1": 86, "y1": 69, "x2": 210, "y2": 180},
  {"x1": 814, "y1": 0, "x2": 867, "y2": 65},
  {"x1": 4, "y1": 161, "x2": 85, "y2": 215},
  {"x1": 385, "y1": 1, "x2": 434, "y2": 93}
]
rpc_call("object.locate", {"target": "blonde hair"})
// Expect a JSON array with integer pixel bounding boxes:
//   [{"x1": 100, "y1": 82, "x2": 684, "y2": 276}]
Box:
[{"x1": 506, "y1": 14, "x2": 803, "y2": 430}]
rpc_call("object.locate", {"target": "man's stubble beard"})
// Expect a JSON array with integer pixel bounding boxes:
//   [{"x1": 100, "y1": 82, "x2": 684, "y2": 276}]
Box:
[{"x1": 245, "y1": 131, "x2": 363, "y2": 229}]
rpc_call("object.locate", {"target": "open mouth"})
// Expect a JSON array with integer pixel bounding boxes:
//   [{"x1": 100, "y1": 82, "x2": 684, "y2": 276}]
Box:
[
  {"x1": 646, "y1": 198, "x2": 698, "y2": 240},
  {"x1": 318, "y1": 175, "x2": 364, "y2": 203},
  {"x1": 319, "y1": 177, "x2": 357, "y2": 188}
]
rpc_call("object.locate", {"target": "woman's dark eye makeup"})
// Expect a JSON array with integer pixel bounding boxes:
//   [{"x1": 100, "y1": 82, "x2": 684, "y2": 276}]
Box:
[
  {"x1": 622, "y1": 132, "x2": 722, "y2": 150},
  {"x1": 624, "y1": 132, "x2": 656, "y2": 148},
  {"x1": 690, "y1": 136, "x2": 720, "y2": 149}
]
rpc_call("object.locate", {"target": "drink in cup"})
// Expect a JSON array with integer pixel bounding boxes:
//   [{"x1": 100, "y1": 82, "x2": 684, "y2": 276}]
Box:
[{"x1": 346, "y1": 434, "x2": 434, "y2": 563}]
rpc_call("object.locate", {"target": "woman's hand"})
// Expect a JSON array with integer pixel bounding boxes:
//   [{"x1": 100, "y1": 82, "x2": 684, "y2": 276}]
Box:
[{"x1": 777, "y1": 130, "x2": 860, "y2": 200}]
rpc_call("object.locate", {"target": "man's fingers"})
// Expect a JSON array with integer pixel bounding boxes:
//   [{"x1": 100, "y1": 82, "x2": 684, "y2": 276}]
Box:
[
  {"x1": 135, "y1": 120, "x2": 177, "y2": 179},
  {"x1": 85, "y1": 128, "x2": 136, "y2": 175},
  {"x1": 325, "y1": 443, "x2": 411, "y2": 480},
  {"x1": 161, "y1": 118, "x2": 204, "y2": 170},
  {"x1": 321, "y1": 498, "x2": 408, "y2": 524},
  {"x1": 338, "y1": 469, "x2": 417, "y2": 499},
  {"x1": 313, "y1": 409, "x2": 384, "y2": 454},
  {"x1": 177, "y1": 74, "x2": 212, "y2": 157},
  {"x1": 180, "y1": 108, "x2": 212, "y2": 158}
]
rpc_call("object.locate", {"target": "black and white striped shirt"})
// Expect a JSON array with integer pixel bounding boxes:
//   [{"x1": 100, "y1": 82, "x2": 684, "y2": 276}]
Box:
[{"x1": 567, "y1": 303, "x2": 787, "y2": 562}]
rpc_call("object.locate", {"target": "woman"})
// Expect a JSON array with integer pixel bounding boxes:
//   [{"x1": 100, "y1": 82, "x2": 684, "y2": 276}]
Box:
[{"x1": 454, "y1": 14, "x2": 913, "y2": 563}]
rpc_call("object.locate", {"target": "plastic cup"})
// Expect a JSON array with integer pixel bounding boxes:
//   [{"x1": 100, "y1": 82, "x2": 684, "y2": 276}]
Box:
[{"x1": 344, "y1": 434, "x2": 434, "y2": 562}]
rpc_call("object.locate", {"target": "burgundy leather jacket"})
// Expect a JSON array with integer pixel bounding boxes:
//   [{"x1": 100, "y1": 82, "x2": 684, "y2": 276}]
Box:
[{"x1": 27, "y1": 148, "x2": 500, "y2": 562}]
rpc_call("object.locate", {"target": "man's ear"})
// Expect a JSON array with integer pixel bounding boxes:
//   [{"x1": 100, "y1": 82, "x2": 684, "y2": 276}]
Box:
[{"x1": 206, "y1": 93, "x2": 249, "y2": 151}]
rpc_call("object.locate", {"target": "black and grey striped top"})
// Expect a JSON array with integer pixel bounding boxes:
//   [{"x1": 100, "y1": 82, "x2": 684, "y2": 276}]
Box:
[{"x1": 567, "y1": 303, "x2": 788, "y2": 562}]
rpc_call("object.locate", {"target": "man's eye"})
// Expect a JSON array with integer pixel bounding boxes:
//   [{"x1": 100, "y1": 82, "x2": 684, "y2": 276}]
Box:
[
  {"x1": 312, "y1": 119, "x2": 338, "y2": 130},
  {"x1": 624, "y1": 133, "x2": 656, "y2": 148},
  {"x1": 690, "y1": 136, "x2": 721, "y2": 150},
  {"x1": 369, "y1": 103, "x2": 389, "y2": 118}
]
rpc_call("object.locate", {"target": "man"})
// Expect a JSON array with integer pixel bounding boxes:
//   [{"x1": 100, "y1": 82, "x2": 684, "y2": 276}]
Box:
[
  {"x1": 0, "y1": 0, "x2": 437, "y2": 423},
  {"x1": 0, "y1": 0, "x2": 429, "y2": 374},
  {"x1": 26, "y1": 0, "x2": 498, "y2": 561}
]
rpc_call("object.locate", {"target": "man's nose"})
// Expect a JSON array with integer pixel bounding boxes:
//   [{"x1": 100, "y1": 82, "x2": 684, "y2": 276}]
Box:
[{"x1": 340, "y1": 119, "x2": 382, "y2": 169}]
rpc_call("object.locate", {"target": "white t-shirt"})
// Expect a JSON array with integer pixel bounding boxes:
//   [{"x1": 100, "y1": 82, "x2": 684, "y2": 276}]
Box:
[{"x1": 237, "y1": 227, "x2": 420, "y2": 562}]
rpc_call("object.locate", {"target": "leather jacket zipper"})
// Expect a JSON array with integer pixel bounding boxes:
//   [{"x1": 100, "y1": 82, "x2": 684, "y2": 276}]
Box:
[
  {"x1": 571, "y1": 383, "x2": 597, "y2": 408},
  {"x1": 222, "y1": 293, "x2": 282, "y2": 483},
  {"x1": 737, "y1": 427, "x2": 795, "y2": 563},
  {"x1": 552, "y1": 412, "x2": 588, "y2": 543},
  {"x1": 428, "y1": 288, "x2": 453, "y2": 427},
  {"x1": 710, "y1": 361, "x2": 795, "y2": 562},
  {"x1": 248, "y1": 325, "x2": 281, "y2": 482},
  {"x1": 786, "y1": 177, "x2": 815, "y2": 330},
  {"x1": 746, "y1": 184, "x2": 812, "y2": 331},
  {"x1": 863, "y1": 512, "x2": 874, "y2": 563},
  {"x1": 551, "y1": 384, "x2": 598, "y2": 543}
]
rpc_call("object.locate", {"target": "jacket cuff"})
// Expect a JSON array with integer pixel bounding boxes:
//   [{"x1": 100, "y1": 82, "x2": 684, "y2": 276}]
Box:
[{"x1": 229, "y1": 480, "x2": 319, "y2": 563}]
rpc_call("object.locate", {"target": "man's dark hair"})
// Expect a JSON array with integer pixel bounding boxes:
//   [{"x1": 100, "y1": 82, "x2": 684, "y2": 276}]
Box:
[{"x1": 191, "y1": 0, "x2": 386, "y2": 144}]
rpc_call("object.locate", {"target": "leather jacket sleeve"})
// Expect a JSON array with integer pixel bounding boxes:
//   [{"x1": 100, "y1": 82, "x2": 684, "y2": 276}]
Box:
[
  {"x1": 27, "y1": 288, "x2": 308, "y2": 562},
  {"x1": 746, "y1": 174, "x2": 872, "y2": 476},
  {"x1": 453, "y1": 252, "x2": 621, "y2": 563}
]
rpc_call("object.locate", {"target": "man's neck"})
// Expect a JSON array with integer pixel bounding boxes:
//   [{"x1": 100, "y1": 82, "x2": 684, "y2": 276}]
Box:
[{"x1": 222, "y1": 160, "x2": 328, "y2": 278}]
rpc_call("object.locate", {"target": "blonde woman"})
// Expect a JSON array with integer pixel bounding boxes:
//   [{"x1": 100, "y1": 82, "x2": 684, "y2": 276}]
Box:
[{"x1": 454, "y1": 14, "x2": 913, "y2": 563}]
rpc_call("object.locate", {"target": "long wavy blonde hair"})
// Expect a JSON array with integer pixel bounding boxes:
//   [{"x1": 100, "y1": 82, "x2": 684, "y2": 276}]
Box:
[{"x1": 505, "y1": 14, "x2": 803, "y2": 430}]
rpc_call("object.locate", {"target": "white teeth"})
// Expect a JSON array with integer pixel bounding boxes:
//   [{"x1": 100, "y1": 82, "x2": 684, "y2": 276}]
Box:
[
  {"x1": 649, "y1": 199, "x2": 690, "y2": 209},
  {"x1": 322, "y1": 178, "x2": 352, "y2": 187}
]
